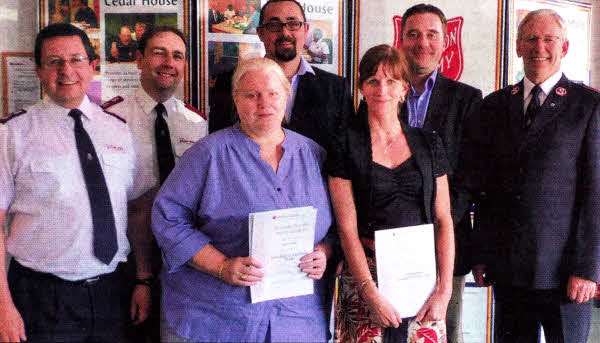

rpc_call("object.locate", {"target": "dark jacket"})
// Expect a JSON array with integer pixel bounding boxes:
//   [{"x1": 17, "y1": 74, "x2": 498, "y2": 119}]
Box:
[{"x1": 467, "y1": 74, "x2": 600, "y2": 289}]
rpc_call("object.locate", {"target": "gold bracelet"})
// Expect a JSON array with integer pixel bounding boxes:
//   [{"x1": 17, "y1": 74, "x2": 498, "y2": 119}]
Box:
[{"x1": 217, "y1": 261, "x2": 226, "y2": 280}]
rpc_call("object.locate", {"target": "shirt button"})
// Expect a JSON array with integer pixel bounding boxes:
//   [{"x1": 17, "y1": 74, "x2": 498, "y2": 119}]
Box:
[
  {"x1": 516, "y1": 195, "x2": 521, "y2": 200},
  {"x1": 277, "y1": 187, "x2": 281, "y2": 191}
]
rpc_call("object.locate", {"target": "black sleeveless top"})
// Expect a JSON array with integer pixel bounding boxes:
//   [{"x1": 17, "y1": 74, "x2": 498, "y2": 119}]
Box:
[{"x1": 367, "y1": 157, "x2": 426, "y2": 237}]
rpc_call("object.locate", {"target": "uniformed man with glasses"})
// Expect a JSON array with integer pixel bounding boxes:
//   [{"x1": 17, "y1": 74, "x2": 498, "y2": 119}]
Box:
[
  {"x1": 468, "y1": 9, "x2": 600, "y2": 342},
  {"x1": 209, "y1": 0, "x2": 353, "y2": 155},
  {"x1": 0, "y1": 23, "x2": 148, "y2": 342}
]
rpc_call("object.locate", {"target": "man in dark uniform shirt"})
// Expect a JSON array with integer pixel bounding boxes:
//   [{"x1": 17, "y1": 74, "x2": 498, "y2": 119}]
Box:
[
  {"x1": 109, "y1": 24, "x2": 137, "y2": 63},
  {"x1": 74, "y1": 0, "x2": 98, "y2": 27}
]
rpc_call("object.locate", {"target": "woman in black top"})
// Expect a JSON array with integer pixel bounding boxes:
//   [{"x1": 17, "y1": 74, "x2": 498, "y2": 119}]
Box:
[{"x1": 328, "y1": 44, "x2": 454, "y2": 342}]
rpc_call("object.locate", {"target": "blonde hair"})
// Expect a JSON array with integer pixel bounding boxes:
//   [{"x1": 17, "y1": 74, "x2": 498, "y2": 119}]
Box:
[{"x1": 232, "y1": 57, "x2": 291, "y2": 95}]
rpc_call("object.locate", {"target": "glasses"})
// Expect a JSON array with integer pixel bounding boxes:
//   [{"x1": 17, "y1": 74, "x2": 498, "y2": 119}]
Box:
[
  {"x1": 522, "y1": 35, "x2": 562, "y2": 46},
  {"x1": 42, "y1": 55, "x2": 90, "y2": 70},
  {"x1": 260, "y1": 20, "x2": 304, "y2": 32}
]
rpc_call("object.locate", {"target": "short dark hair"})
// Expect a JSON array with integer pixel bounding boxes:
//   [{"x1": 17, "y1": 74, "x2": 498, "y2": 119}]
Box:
[
  {"x1": 259, "y1": 0, "x2": 306, "y2": 26},
  {"x1": 401, "y1": 3, "x2": 447, "y2": 38},
  {"x1": 137, "y1": 26, "x2": 187, "y2": 55},
  {"x1": 79, "y1": 0, "x2": 89, "y2": 5},
  {"x1": 34, "y1": 23, "x2": 96, "y2": 67},
  {"x1": 359, "y1": 44, "x2": 409, "y2": 88}
]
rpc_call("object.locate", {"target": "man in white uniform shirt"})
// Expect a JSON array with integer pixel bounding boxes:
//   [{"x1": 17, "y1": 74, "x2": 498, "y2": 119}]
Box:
[
  {"x1": 0, "y1": 23, "x2": 149, "y2": 342},
  {"x1": 102, "y1": 25, "x2": 207, "y2": 343}
]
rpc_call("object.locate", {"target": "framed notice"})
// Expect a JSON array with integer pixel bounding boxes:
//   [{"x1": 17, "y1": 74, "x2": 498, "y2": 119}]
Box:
[
  {"x1": 1, "y1": 52, "x2": 41, "y2": 117},
  {"x1": 39, "y1": 0, "x2": 191, "y2": 104},
  {"x1": 199, "y1": 0, "x2": 347, "y2": 112},
  {"x1": 507, "y1": 0, "x2": 592, "y2": 85}
]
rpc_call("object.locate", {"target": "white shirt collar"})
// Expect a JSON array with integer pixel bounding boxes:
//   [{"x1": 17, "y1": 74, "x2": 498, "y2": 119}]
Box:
[
  {"x1": 523, "y1": 70, "x2": 563, "y2": 100},
  {"x1": 135, "y1": 87, "x2": 177, "y2": 117},
  {"x1": 44, "y1": 95, "x2": 95, "y2": 121}
]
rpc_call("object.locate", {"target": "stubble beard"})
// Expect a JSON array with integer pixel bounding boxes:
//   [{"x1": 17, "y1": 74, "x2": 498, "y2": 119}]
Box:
[{"x1": 274, "y1": 37, "x2": 297, "y2": 62}]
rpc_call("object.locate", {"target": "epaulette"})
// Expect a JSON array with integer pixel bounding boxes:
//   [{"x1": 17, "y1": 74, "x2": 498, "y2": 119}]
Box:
[
  {"x1": 101, "y1": 96, "x2": 124, "y2": 110},
  {"x1": 103, "y1": 109, "x2": 127, "y2": 123},
  {"x1": 185, "y1": 103, "x2": 207, "y2": 120},
  {"x1": 0, "y1": 109, "x2": 27, "y2": 124},
  {"x1": 580, "y1": 83, "x2": 600, "y2": 94}
]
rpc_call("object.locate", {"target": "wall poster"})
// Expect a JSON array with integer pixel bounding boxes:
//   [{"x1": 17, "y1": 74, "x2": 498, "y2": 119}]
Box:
[
  {"x1": 508, "y1": 0, "x2": 592, "y2": 85},
  {"x1": 199, "y1": 0, "x2": 346, "y2": 113},
  {"x1": 39, "y1": 0, "x2": 190, "y2": 104},
  {"x1": 1, "y1": 52, "x2": 41, "y2": 117}
]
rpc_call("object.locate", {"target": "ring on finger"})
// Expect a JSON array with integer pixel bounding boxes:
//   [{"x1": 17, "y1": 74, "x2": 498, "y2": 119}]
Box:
[{"x1": 240, "y1": 273, "x2": 247, "y2": 280}]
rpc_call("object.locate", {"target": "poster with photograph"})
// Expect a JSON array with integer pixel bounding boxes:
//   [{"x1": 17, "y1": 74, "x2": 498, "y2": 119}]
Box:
[
  {"x1": 355, "y1": 0, "x2": 503, "y2": 97},
  {"x1": 201, "y1": 0, "x2": 345, "y2": 112},
  {"x1": 508, "y1": 0, "x2": 591, "y2": 85},
  {"x1": 40, "y1": 0, "x2": 188, "y2": 103}
]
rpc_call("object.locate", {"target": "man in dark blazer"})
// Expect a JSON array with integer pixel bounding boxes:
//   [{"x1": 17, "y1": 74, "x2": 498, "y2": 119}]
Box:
[
  {"x1": 208, "y1": 0, "x2": 353, "y2": 153},
  {"x1": 399, "y1": 5, "x2": 482, "y2": 343},
  {"x1": 469, "y1": 9, "x2": 599, "y2": 342}
]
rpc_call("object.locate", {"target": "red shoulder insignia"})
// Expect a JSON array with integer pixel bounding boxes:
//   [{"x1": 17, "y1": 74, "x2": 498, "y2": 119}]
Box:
[
  {"x1": 0, "y1": 109, "x2": 27, "y2": 124},
  {"x1": 101, "y1": 96, "x2": 124, "y2": 110},
  {"x1": 185, "y1": 103, "x2": 207, "y2": 120},
  {"x1": 103, "y1": 109, "x2": 127, "y2": 123}
]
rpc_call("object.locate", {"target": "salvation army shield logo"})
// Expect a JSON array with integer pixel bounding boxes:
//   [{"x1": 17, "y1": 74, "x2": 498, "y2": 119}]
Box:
[{"x1": 393, "y1": 15, "x2": 464, "y2": 81}]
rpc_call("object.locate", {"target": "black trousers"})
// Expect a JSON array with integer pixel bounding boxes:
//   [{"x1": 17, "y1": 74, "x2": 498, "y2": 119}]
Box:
[
  {"x1": 8, "y1": 260, "x2": 130, "y2": 343},
  {"x1": 493, "y1": 286, "x2": 592, "y2": 343}
]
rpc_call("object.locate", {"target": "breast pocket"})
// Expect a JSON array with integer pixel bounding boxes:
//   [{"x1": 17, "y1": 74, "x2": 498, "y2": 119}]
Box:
[{"x1": 26, "y1": 157, "x2": 77, "y2": 200}]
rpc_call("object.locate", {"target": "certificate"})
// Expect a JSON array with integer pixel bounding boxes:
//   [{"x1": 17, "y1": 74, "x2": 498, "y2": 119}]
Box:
[
  {"x1": 249, "y1": 206, "x2": 317, "y2": 303},
  {"x1": 375, "y1": 224, "x2": 436, "y2": 318}
]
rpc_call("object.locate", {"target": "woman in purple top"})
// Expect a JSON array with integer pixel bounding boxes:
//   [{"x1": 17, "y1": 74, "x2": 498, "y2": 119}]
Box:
[{"x1": 152, "y1": 57, "x2": 334, "y2": 342}]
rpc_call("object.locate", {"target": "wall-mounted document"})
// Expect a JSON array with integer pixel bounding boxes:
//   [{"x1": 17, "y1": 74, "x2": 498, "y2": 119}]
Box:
[
  {"x1": 249, "y1": 206, "x2": 317, "y2": 303},
  {"x1": 375, "y1": 224, "x2": 436, "y2": 318}
]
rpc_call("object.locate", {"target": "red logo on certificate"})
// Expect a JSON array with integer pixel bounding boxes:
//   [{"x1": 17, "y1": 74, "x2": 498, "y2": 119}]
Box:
[{"x1": 393, "y1": 16, "x2": 464, "y2": 80}]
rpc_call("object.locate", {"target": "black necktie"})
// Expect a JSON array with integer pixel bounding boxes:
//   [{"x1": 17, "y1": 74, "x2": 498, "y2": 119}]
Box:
[
  {"x1": 525, "y1": 85, "x2": 542, "y2": 128},
  {"x1": 68, "y1": 109, "x2": 118, "y2": 265},
  {"x1": 154, "y1": 103, "x2": 175, "y2": 184}
]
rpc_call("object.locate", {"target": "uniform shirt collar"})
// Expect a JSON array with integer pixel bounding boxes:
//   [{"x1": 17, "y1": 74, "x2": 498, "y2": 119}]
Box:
[
  {"x1": 135, "y1": 86, "x2": 177, "y2": 117},
  {"x1": 523, "y1": 70, "x2": 563, "y2": 100},
  {"x1": 45, "y1": 95, "x2": 95, "y2": 120}
]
